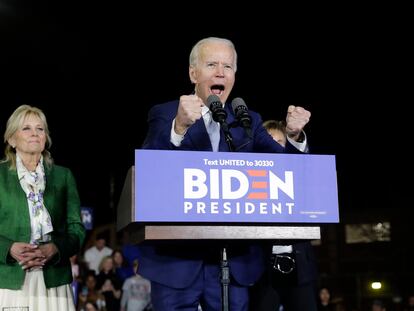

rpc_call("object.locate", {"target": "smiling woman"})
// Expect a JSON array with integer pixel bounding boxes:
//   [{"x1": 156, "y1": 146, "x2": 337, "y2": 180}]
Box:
[
  {"x1": 0, "y1": 105, "x2": 85, "y2": 310},
  {"x1": 4, "y1": 106, "x2": 51, "y2": 170}
]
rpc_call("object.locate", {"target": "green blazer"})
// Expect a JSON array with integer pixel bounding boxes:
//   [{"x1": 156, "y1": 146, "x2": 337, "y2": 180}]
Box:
[{"x1": 0, "y1": 161, "x2": 85, "y2": 289}]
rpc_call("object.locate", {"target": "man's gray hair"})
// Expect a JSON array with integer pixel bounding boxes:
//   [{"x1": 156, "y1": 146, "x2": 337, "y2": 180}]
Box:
[{"x1": 189, "y1": 37, "x2": 237, "y2": 72}]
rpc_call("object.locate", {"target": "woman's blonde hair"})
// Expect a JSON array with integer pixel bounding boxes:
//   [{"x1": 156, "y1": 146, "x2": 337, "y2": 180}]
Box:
[
  {"x1": 2, "y1": 105, "x2": 53, "y2": 169},
  {"x1": 98, "y1": 255, "x2": 114, "y2": 273}
]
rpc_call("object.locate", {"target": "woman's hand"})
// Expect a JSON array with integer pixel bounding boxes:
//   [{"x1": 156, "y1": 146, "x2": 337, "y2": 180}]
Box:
[
  {"x1": 9, "y1": 242, "x2": 46, "y2": 270},
  {"x1": 38, "y1": 243, "x2": 58, "y2": 263}
]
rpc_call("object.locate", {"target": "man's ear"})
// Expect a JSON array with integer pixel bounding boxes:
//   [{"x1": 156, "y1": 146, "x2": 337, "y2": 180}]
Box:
[{"x1": 189, "y1": 66, "x2": 197, "y2": 84}]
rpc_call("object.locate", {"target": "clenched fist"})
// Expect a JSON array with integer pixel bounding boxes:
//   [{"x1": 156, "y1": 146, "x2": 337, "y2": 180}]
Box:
[
  {"x1": 175, "y1": 95, "x2": 204, "y2": 135},
  {"x1": 285, "y1": 105, "x2": 311, "y2": 141}
]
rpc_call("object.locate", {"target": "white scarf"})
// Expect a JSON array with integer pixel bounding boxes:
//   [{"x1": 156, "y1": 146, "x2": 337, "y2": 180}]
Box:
[{"x1": 16, "y1": 154, "x2": 53, "y2": 244}]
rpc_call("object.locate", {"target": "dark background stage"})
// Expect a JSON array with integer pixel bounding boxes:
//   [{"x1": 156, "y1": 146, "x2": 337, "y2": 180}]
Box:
[
  {"x1": 1, "y1": 1, "x2": 412, "y2": 308},
  {"x1": 1, "y1": 2, "x2": 409, "y2": 224}
]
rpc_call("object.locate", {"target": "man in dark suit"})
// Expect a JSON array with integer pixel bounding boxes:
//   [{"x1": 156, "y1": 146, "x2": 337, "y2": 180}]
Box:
[
  {"x1": 139, "y1": 37, "x2": 311, "y2": 311},
  {"x1": 249, "y1": 242, "x2": 318, "y2": 311},
  {"x1": 248, "y1": 120, "x2": 318, "y2": 311}
]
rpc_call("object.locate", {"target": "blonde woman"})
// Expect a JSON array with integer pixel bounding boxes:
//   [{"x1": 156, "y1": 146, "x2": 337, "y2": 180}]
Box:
[{"x1": 0, "y1": 105, "x2": 85, "y2": 310}]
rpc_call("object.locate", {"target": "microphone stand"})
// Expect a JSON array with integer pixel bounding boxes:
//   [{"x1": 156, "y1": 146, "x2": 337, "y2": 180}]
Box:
[
  {"x1": 220, "y1": 247, "x2": 230, "y2": 311},
  {"x1": 213, "y1": 118, "x2": 232, "y2": 310},
  {"x1": 220, "y1": 121, "x2": 234, "y2": 152},
  {"x1": 216, "y1": 108, "x2": 254, "y2": 310},
  {"x1": 228, "y1": 121, "x2": 252, "y2": 151},
  {"x1": 219, "y1": 120, "x2": 232, "y2": 311}
]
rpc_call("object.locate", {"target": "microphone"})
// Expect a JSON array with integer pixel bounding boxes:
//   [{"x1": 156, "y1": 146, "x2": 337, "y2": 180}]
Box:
[
  {"x1": 206, "y1": 94, "x2": 227, "y2": 124},
  {"x1": 231, "y1": 97, "x2": 253, "y2": 139},
  {"x1": 206, "y1": 94, "x2": 234, "y2": 151}
]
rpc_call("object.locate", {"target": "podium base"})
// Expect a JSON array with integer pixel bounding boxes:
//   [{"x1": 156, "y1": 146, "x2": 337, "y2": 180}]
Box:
[{"x1": 122, "y1": 223, "x2": 320, "y2": 244}]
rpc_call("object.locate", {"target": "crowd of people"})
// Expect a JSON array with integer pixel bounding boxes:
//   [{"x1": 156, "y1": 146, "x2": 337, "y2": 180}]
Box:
[{"x1": 71, "y1": 234, "x2": 152, "y2": 311}]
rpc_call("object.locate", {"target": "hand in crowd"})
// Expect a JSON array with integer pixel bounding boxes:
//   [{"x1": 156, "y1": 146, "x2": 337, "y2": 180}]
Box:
[
  {"x1": 285, "y1": 105, "x2": 311, "y2": 141},
  {"x1": 101, "y1": 279, "x2": 115, "y2": 293},
  {"x1": 175, "y1": 95, "x2": 204, "y2": 135}
]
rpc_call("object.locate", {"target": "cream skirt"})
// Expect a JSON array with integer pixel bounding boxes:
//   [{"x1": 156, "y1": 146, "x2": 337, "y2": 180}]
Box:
[{"x1": 0, "y1": 269, "x2": 75, "y2": 311}]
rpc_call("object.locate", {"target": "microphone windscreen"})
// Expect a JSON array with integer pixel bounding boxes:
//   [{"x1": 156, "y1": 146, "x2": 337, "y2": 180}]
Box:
[
  {"x1": 231, "y1": 97, "x2": 247, "y2": 112},
  {"x1": 231, "y1": 97, "x2": 252, "y2": 139},
  {"x1": 206, "y1": 94, "x2": 222, "y2": 110}
]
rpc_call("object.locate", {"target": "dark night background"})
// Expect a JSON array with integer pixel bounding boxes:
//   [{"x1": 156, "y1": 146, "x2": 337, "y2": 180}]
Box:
[
  {"x1": 0, "y1": 4, "x2": 410, "y2": 233},
  {"x1": 1, "y1": 1, "x2": 413, "y2": 308}
]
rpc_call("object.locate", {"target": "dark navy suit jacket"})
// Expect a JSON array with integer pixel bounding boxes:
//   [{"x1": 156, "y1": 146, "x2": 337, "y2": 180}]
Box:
[
  {"x1": 139, "y1": 100, "x2": 301, "y2": 289},
  {"x1": 293, "y1": 242, "x2": 318, "y2": 285}
]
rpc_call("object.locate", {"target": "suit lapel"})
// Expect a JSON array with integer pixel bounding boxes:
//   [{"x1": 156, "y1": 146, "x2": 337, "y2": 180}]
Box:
[
  {"x1": 219, "y1": 104, "x2": 237, "y2": 152},
  {"x1": 186, "y1": 118, "x2": 212, "y2": 151},
  {"x1": 184, "y1": 102, "x2": 247, "y2": 152}
]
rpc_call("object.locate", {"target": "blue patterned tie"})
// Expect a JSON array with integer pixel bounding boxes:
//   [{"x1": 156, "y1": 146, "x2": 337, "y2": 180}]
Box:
[{"x1": 206, "y1": 112, "x2": 220, "y2": 152}]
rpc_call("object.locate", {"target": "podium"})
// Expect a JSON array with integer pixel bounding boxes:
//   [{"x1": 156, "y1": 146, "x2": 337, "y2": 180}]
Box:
[
  {"x1": 117, "y1": 149, "x2": 339, "y2": 239},
  {"x1": 117, "y1": 150, "x2": 338, "y2": 311},
  {"x1": 117, "y1": 166, "x2": 322, "y2": 244}
]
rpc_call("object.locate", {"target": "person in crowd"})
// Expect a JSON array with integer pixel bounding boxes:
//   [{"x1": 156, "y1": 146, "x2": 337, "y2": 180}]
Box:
[
  {"x1": 372, "y1": 299, "x2": 386, "y2": 311},
  {"x1": 0, "y1": 104, "x2": 85, "y2": 310},
  {"x1": 112, "y1": 249, "x2": 134, "y2": 284},
  {"x1": 84, "y1": 232, "x2": 113, "y2": 275},
  {"x1": 249, "y1": 119, "x2": 318, "y2": 311},
  {"x1": 71, "y1": 254, "x2": 83, "y2": 307},
  {"x1": 404, "y1": 294, "x2": 414, "y2": 311},
  {"x1": 263, "y1": 119, "x2": 287, "y2": 147},
  {"x1": 96, "y1": 255, "x2": 122, "y2": 311},
  {"x1": 120, "y1": 259, "x2": 151, "y2": 311},
  {"x1": 139, "y1": 36, "x2": 311, "y2": 311},
  {"x1": 77, "y1": 271, "x2": 107, "y2": 311},
  {"x1": 317, "y1": 287, "x2": 335, "y2": 311},
  {"x1": 84, "y1": 301, "x2": 100, "y2": 311}
]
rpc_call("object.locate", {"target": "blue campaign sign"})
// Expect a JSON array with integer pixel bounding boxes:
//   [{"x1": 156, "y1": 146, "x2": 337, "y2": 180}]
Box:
[
  {"x1": 135, "y1": 149, "x2": 339, "y2": 223},
  {"x1": 81, "y1": 207, "x2": 93, "y2": 230}
]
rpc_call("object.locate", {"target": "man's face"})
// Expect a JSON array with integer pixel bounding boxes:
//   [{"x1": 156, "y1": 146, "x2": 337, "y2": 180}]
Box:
[
  {"x1": 189, "y1": 41, "x2": 236, "y2": 105},
  {"x1": 96, "y1": 238, "x2": 106, "y2": 250}
]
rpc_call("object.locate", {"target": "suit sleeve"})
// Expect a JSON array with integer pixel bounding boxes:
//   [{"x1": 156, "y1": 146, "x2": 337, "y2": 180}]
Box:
[
  {"x1": 51, "y1": 169, "x2": 85, "y2": 263},
  {"x1": 0, "y1": 236, "x2": 14, "y2": 264},
  {"x1": 142, "y1": 104, "x2": 177, "y2": 150}
]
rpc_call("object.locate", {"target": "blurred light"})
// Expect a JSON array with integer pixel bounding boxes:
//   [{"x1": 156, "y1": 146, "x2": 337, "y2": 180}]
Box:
[
  {"x1": 392, "y1": 295, "x2": 402, "y2": 303},
  {"x1": 371, "y1": 282, "x2": 382, "y2": 290}
]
